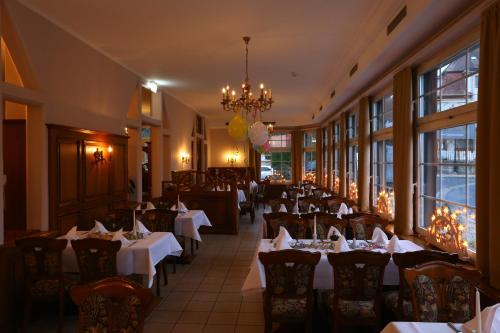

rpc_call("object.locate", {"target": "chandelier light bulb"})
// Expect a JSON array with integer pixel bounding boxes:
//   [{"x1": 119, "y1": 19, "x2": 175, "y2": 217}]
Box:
[
  {"x1": 222, "y1": 88, "x2": 226, "y2": 94},
  {"x1": 260, "y1": 83, "x2": 264, "y2": 89}
]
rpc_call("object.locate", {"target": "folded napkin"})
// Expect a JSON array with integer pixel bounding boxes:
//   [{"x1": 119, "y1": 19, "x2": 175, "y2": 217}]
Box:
[
  {"x1": 278, "y1": 204, "x2": 288, "y2": 212},
  {"x1": 136, "y1": 220, "x2": 152, "y2": 235},
  {"x1": 227, "y1": 184, "x2": 231, "y2": 191},
  {"x1": 464, "y1": 303, "x2": 500, "y2": 333},
  {"x1": 217, "y1": 185, "x2": 223, "y2": 191},
  {"x1": 281, "y1": 191, "x2": 287, "y2": 198},
  {"x1": 250, "y1": 180, "x2": 258, "y2": 192},
  {"x1": 336, "y1": 212, "x2": 343, "y2": 219},
  {"x1": 292, "y1": 200, "x2": 299, "y2": 214},
  {"x1": 327, "y1": 226, "x2": 342, "y2": 239},
  {"x1": 314, "y1": 207, "x2": 320, "y2": 212},
  {"x1": 335, "y1": 235, "x2": 350, "y2": 253},
  {"x1": 297, "y1": 192, "x2": 305, "y2": 198},
  {"x1": 63, "y1": 226, "x2": 79, "y2": 240},
  {"x1": 112, "y1": 228, "x2": 131, "y2": 246},
  {"x1": 372, "y1": 227, "x2": 389, "y2": 245},
  {"x1": 322, "y1": 192, "x2": 329, "y2": 198},
  {"x1": 264, "y1": 205, "x2": 272, "y2": 213},
  {"x1": 386, "y1": 235, "x2": 404, "y2": 253},
  {"x1": 338, "y1": 203, "x2": 349, "y2": 215},
  {"x1": 135, "y1": 201, "x2": 156, "y2": 211},
  {"x1": 90, "y1": 221, "x2": 109, "y2": 234},
  {"x1": 274, "y1": 226, "x2": 293, "y2": 250},
  {"x1": 348, "y1": 208, "x2": 353, "y2": 214},
  {"x1": 311, "y1": 186, "x2": 316, "y2": 190},
  {"x1": 308, "y1": 204, "x2": 315, "y2": 213},
  {"x1": 171, "y1": 202, "x2": 188, "y2": 213}
]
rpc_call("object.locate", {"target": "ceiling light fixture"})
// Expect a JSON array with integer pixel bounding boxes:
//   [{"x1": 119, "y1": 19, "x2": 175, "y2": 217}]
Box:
[{"x1": 220, "y1": 36, "x2": 274, "y2": 115}]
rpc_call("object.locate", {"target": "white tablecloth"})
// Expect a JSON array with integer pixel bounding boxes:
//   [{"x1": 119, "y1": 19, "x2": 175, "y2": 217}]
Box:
[
  {"x1": 381, "y1": 322, "x2": 465, "y2": 333},
  {"x1": 241, "y1": 239, "x2": 422, "y2": 294},
  {"x1": 237, "y1": 189, "x2": 247, "y2": 202},
  {"x1": 175, "y1": 210, "x2": 212, "y2": 242},
  {"x1": 61, "y1": 232, "x2": 183, "y2": 287}
]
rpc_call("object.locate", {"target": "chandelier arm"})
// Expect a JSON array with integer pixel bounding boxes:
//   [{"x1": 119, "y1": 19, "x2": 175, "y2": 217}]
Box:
[{"x1": 245, "y1": 38, "x2": 249, "y2": 82}]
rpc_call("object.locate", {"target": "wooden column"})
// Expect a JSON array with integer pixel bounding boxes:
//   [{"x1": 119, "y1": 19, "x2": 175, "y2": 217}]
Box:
[
  {"x1": 358, "y1": 97, "x2": 370, "y2": 211},
  {"x1": 339, "y1": 113, "x2": 347, "y2": 197}
]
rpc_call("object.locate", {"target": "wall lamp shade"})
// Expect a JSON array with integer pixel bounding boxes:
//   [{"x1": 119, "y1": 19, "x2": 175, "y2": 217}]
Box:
[
  {"x1": 180, "y1": 153, "x2": 190, "y2": 168},
  {"x1": 144, "y1": 81, "x2": 158, "y2": 93}
]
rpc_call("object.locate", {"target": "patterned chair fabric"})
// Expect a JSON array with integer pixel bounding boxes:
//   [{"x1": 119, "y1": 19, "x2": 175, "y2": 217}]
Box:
[
  {"x1": 268, "y1": 215, "x2": 306, "y2": 239},
  {"x1": 404, "y1": 261, "x2": 481, "y2": 323},
  {"x1": 259, "y1": 250, "x2": 320, "y2": 332},
  {"x1": 327, "y1": 251, "x2": 391, "y2": 332},
  {"x1": 349, "y1": 215, "x2": 388, "y2": 240},
  {"x1": 268, "y1": 198, "x2": 294, "y2": 213},
  {"x1": 297, "y1": 197, "x2": 326, "y2": 213},
  {"x1": 71, "y1": 239, "x2": 122, "y2": 284},
  {"x1": 71, "y1": 277, "x2": 154, "y2": 333},
  {"x1": 301, "y1": 213, "x2": 347, "y2": 239}
]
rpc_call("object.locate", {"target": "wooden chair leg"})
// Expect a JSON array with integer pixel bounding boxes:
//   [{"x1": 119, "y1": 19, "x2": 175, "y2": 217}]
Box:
[
  {"x1": 162, "y1": 260, "x2": 168, "y2": 286},
  {"x1": 172, "y1": 257, "x2": 177, "y2": 273},
  {"x1": 196, "y1": 240, "x2": 199, "y2": 250},
  {"x1": 155, "y1": 267, "x2": 161, "y2": 296}
]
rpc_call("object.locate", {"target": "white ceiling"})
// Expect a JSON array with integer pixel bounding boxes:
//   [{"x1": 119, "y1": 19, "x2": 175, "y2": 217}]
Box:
[{"x1": 18, "y1": 0, "x2": 473, "y2": 126}]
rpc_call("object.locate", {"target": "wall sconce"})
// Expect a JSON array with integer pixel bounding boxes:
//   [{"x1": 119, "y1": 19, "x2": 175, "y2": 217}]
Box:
[
  {"x1": 180, "y1": 152, "x2": 190, "y2": 168},
  {"x1": 94, "y1": 148, "x2": 105, "y2": 164},
  {"x1": 107, "y1": 145, "x2": 113, "y2": 161},
  {"x1": 226, "y1": 150, "x2": 239, "y2": 167}
]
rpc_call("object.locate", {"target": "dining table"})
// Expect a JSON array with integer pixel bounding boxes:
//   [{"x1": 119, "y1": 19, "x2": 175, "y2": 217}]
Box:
[
  {"x1": 241, "y1": 238, "x2": 422, "y2": 294},
  {"x1": 174, "y1": 209, "x2": 212, "y2": 261},
  {"x1": 61, "y1": 231, "x2": 183, "y2": 288},
  {"x1": 381, "y1": 322, "x2": 466, "y2": 333}
]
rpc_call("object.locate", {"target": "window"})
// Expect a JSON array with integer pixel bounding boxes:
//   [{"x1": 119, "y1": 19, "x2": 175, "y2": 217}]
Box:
[
  {"x1": 418, "y1": 124, "x2": 476, "y2": 249},
  {"x1": 260, "y1": 132, "x2": 292, "y2": 180},
  {"x1": 322, "y1": 127, "x2": 328, "y2": 186},
  {"x1": 303, "y1": 131, "x2": 316, "y2": 181},
  {"x1": 418, "y1": 43, "x2": 479, "y2": 117},
  {"x1": 416, "y1": 42, "x2": 479, "y2": 252},
  {"x1": 346, "y1": 112, "x2": 358, "y2": 200},
  {"x1": 332, "y1": 122, "x2": 340, "y2": 193},
  {"x1": 371, "y1": 94, "x2": 394, "y2": 212}
]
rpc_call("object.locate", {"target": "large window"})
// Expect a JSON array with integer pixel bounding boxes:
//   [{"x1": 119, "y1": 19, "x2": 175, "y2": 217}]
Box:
[
  {"x1": 418, "y1": 43, "x2": 479, "y2": 117},
  {"x1": 346, "y1": 113, "x2": 358, "y2": 200},
  {"x1": 260, "y1": 132, "x2": 292, "y2": 180},
  {"x1": 417, "y1": 42, "x2": 478, "y2": 251},
  {"x1": 332, "y1": 122, "x2": 340, "y2": 193},
  {"x1": 419, "y1": 124, "x2": 476, "y2": 249},
  {"x1": 303, "y1": 131, "x2": 316, "y2": 181},
  {"x1": 322, "y1": 127, "x2": 328, "y2": 186},
  {"x1": 371, "y1": 94, "x2": 394, "y2": 211}
]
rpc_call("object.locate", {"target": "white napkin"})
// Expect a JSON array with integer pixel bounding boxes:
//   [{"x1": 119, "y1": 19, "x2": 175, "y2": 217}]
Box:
[
  {"x1": 274, "y1": 226, "x2": 293, "y2": 250},
  {"x1": 335, "y1": 235, "x2": 350, "y2": 252},
  {"x1": 112, "y1": 228, "x2": 131, "y2": 246},
  {"x1": 387, "y1": 235, "x2": 404, "y2": 253},
  {"x1": 135, "y1": 202, "x2": 155, "y2": 211},
  {"x1": 322, "y1": 192, "x2": 329, "y2": 198},
  {"x1": 90, "y1": 221, "x2": 109, "y2": 234},
  {"x1": 314, "y1": 207, "x2": 320, "y2": 212},
  {"x1": 250, "y1": 180, "x2": 258, "y2": 192},
  {"x1": 216, "y1": 185, "x2": 223, "y2": 191},
  {"x1": 372, "y1": 227, "x2": 389, "y2": 244},
  {"x1": 63, "y1": 226, "x2": 79, "y2": 240},
  {"x1": 336, "y1": 212, "x2": 343, "y2": 219},
  {"x1": 308, "y1": 204, "x2": 315, "y2": 213},
  {"x1": 311, "y1": 186, "x2": 316, "y2": 190},
  {"x1": 281, "y1": 191, "x2": 287, "y2": 198},
  {"x1": 136, "y1": 220, "x2": 152, "y2": 235},
  {"x1": 292, "y1": 200, "x2": 299, "y2": 214},
  {"x1": 171, "y1": 202, "x2": 188, "y2": 213},
  {"x1": 264, "y1": 205, "x2": 272, "y2": 213},
  {"x1": 348, "y1": 208, "x2": 353, "y2": 214},
  {"x1": 464, "y1": 303, "x2": 500, "y2": 333},
  {"x1": 327, "y1": 226, "x2": 342, "y2": 239},
  {"x1": 227, "y1": 184, "x2": 231, "y2": 191},
  {"x1": 278, "y1": 204, "x2": 287, "y2": 212},
  {"x1": 297, "y1": 192, "x2": 305, "y2": 198},
  {"x1": 338, "y1": 203, "x2": 349, "y2": 215}
]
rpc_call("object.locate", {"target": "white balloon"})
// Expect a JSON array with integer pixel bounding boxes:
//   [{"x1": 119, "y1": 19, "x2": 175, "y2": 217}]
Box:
[{"x1": 248, "y1": 121, "x2": 269, "y2": 146}]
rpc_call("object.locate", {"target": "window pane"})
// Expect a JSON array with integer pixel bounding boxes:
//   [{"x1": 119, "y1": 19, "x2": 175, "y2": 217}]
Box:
[
  {"x1": 419, "y1": 92, "x2": 439, "y2": 117},
  {"x1": 468, "y1": 44, "x2": 480, "y2": 74},
  {"x1": 467, "y1": 73, "x2": 479, "y2": 103},
  {"x1": 440, "y1": 51, "x2": 467, "y2": 88},
  {"x1": 383, "y1": 95, "x2": 393, "y2": 128},
  {"x1": 440, "y1": 78, "x2": 467, "y2": 112},
  {"x1": 304, "y1": 131, "x2": 316, "y2": 148},
  {"x1": 439, "y1": 165, "x2": 467, "y2": 205}
]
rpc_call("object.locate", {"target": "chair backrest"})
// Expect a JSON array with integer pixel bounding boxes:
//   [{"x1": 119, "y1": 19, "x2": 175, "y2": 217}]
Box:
[
  {"x1": 312, "y1": 188, "x2": 329, "y2": 199},
  {"x1": 102, "y1": 209, "x2": 133, "y2": 232},
  {"x1": 404, "y1": 261, "x2": 481, "y2": 323},
  {"x1": 392, "y1": 250, "x2": 459, "y2": 317},
  {"x1": 268, "y1": 198, "x2": 294, "y2": 213},
  {"x1": 327, "y1": 251, "x2": 391, "y2": 302},
  {"x1": 71, "y1": 239, "x2": 122, "y2": 284},
  {"x1": 71, "y1": 277, "x2": 154, "y2": 333},
  {"x1": 300, "y1": 212, "x2": 347, "y2": 238},
  {"x1": 298, "y1": 197, "x2": 326, "y2": 213},
  {"x1": 325, "y1": 196, "x2": 349, "y2": 212},
  {"x1": 137, "y1": 209, "x2": 177, "y2": 233},
  {"x1": 263, "y1": 213, "x2": 305, "y2": 239},
  {"x1": 16, "y1": 237, "x2": 67, "y2": 282},
  {"x1": 349, "y1": 214, "x2": 388, "y2": 240},
  {"x1": 259, "y1": 250, "x2": 320, "y2": 310}
]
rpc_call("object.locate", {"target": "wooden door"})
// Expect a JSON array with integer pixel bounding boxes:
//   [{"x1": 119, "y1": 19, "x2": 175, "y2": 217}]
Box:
[{"x1": 3, "y1": 120, "x2": 26, "y2": 230}]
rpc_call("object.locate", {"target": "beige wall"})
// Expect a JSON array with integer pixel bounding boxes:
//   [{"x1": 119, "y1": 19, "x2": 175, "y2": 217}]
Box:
[{"x1": 208, "y1": 128, "x2": 250, "y2": 167}]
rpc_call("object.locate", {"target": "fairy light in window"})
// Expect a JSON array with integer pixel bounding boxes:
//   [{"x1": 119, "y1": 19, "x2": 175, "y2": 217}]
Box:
[
  {"x1": 376, "y1": 190, "x2": 394, "y2": 219},
  {"x1": 427, "y1": 205, "x2": 468, "y2": 257}
]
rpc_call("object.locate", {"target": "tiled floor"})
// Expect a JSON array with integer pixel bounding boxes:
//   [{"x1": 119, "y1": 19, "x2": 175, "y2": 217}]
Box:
[{"x1": 29, "y1": 210, "x2": 266, "y2": 333}]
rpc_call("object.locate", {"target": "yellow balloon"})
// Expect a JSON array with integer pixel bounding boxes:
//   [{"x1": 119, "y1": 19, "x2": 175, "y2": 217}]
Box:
[{"x1": 228, "y1": 114, "x2": 248, "y2": 141}]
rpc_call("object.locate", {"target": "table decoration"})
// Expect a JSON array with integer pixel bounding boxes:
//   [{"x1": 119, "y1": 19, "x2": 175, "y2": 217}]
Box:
[
  {"x1": 313, "y1": 214, "x2": 318, "y2": 244},
  {"x1": 476, "y1": 288, "x2": 482, "y2": 333}
]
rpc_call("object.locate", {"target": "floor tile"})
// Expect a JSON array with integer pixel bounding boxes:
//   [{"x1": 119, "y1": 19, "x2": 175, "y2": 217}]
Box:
[
  {"x1": 177, "y1": 311, "x2": 210, "y2": 325},
  {"x1": 207, "y1": 311, "x2": 239, "y2": 325},
  {"x1": 212, "y1": 301, "x2": 242, "y2": 313},
  {"x1": 203, "y1": 324, "x2": 236, "y2": 333},
  {"x1": 237, "y1": 312, "x2": 265, "y2": 325},
  {"x1": 184, "y1": 300, "x2": 215, "y2": 312},
  {"x1": 171, "y1": 323, "x2": 205, "y2": 333}
]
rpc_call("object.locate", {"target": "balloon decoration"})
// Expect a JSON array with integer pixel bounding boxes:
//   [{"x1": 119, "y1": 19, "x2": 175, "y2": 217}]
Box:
[
  {"x1": 248, "y1": 121, "x2": 269, "y2": 146},
  {"x1": 228, "y1": 113, "x2": 248, "y2": 141}
]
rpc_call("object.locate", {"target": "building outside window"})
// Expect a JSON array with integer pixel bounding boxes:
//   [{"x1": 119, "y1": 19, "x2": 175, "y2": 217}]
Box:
[
  {"x1": 417, "y1": 42, "x2": 479, "y2": 251},
  {"x1": 260, "y1": 132, "x2": 292, "y2": 181},
  {"x1": 303, "y1": 131, "x2": 317, "y2": 182},
  {"x1": 371, "y1": 94, "x2": 394, "y2": 217}
]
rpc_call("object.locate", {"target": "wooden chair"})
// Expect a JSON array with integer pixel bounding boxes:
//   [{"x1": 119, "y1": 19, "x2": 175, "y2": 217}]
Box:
[
  {"x1": 312, "y1": 188, "x2": 329, "y2": 199},
  {"x1": 71, "y1": 239, "x2": 122, "y2": 284},
  {"x1": 239, "y1": 188, "x2": 256, "y2": 224},
  {"x1": 263, "y1": 212, "x2": 288, "y2": 239},
  {"x1": 404, "y1": 261, "x2": 481, "y2": 323},
  {"x1": 255, "y1": 181, "x2": 268, "y2": 209},
  {"x1": 268, "y1": 198, "x2": 294, "y2": 213},
  {"x1": 327, "y1": 251, "x2": 391, "y2": 333},
  {"x1": 300, "y1": 212, "x2": 347, "y2": 239},
  {"x1": 325, "y1": 196, "x2": 349, "y2": 213},
  {"x1": 265, "y1": 213, "x2": 306, "y2": 239},
  {"x1": 384, "y1": 251, "x2": 459, "y2": 320},
  {"x1": 102, "y1": 209, "x2": 133, "y2": 232},
  {"x1": 16, "y1": 237, "x2": 69, "y2": 333},
  {"x1": 349, "y1": 214, "x2": 388, "y2": 240},
  {"x1": 298, "y1": 197, "x2": 326, "y2": 213},
  {"x1": 259, "y1": 250, "x2": 321, "y2": 333},
  {"x1": 70, "y1": 277, "x2": 156, "y2": 333}
]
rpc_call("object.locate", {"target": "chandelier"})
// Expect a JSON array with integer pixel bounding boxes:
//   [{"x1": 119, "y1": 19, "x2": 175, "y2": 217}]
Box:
[{"x1": 221, "y1": 36, "x2": 274, "y2": 114}]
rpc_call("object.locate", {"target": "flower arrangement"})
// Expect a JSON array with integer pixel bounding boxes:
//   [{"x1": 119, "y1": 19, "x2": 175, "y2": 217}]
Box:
[
  {"x1": 427, "y1": 205, "x2": 468, "y2": 257},
  {"x1": 348, "y1": 182, "x2": 358, "y2": 201},
  {"x1": 376, "y1": 190, "x2": 394, "y2": 219}
]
